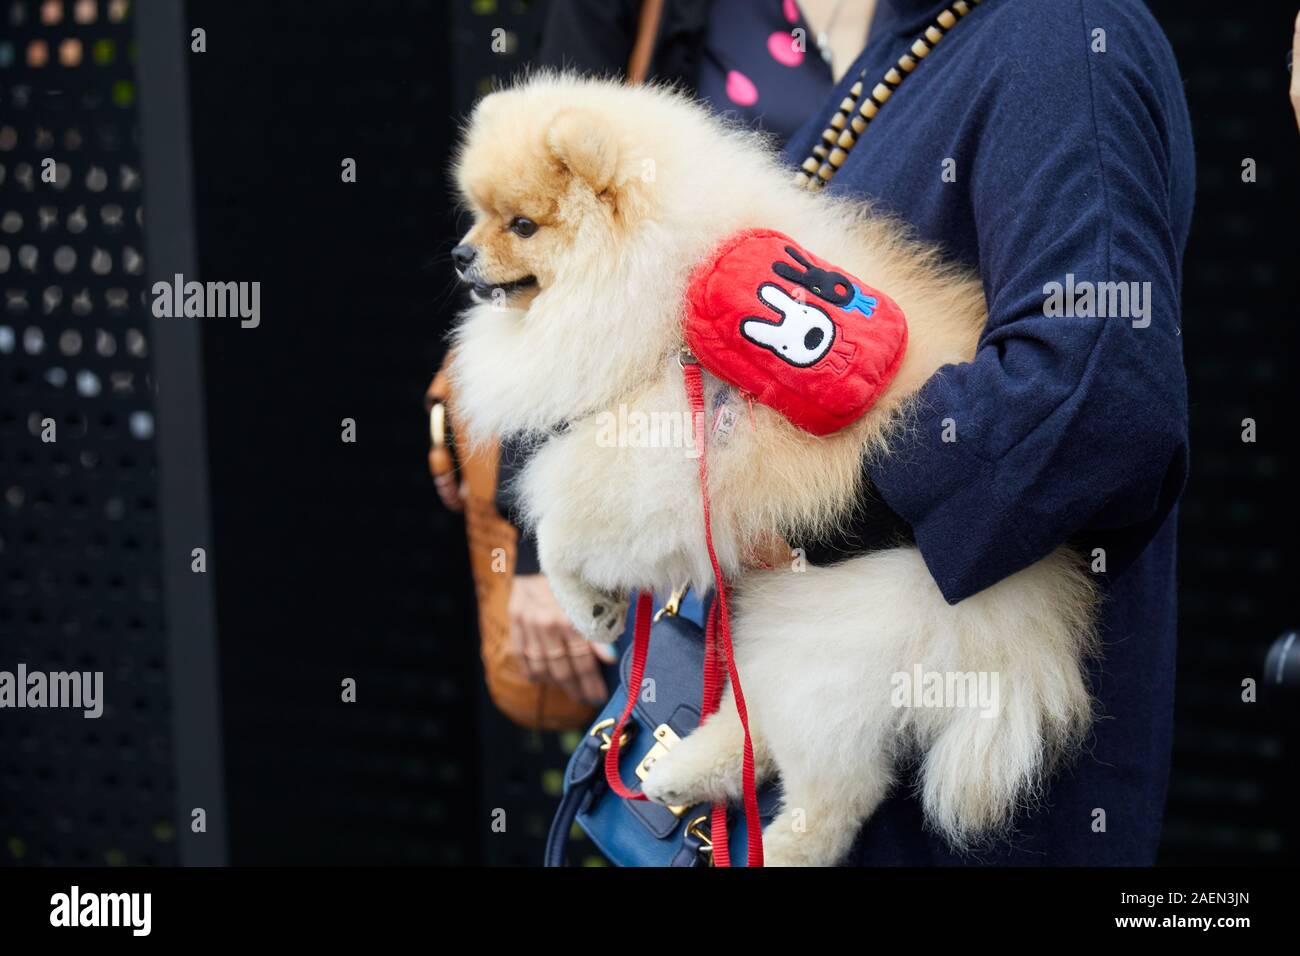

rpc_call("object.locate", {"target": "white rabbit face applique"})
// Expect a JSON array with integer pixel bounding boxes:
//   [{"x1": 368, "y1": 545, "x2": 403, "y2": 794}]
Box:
[{"x1": 740, "y1": 283, "x2": 838, "y2": 367}]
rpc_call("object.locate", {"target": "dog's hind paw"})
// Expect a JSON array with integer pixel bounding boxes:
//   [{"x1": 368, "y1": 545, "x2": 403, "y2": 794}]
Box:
[
  {"x1": 564, "y1": 592, "x2": 627, "y2": 642},
  {"x1": 759, "y1": 825, "x2": 836, "y2": 868},
  {"x1": 549, "y1": 573, "x2": 629, "y2": 642},
  {"x1": 586, "y1": 594, "x2": 630, "y2": 640}
]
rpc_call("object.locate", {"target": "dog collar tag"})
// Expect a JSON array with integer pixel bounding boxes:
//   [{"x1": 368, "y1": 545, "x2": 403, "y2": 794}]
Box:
[{"x1": 684, "y1": 229, "x2": 907, "y2": 436}]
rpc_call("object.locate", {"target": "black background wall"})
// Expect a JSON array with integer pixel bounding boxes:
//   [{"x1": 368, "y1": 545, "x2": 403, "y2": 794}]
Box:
[
  {"x1": 186, "y1": 0, "x2": 482, "y2": 864},
  {"x1": 1149, "y1": 0, "x2": 1299, "y2": 863},
  {"x1": 2, "y1": 0, "x2": 1296, "y2": 867}
]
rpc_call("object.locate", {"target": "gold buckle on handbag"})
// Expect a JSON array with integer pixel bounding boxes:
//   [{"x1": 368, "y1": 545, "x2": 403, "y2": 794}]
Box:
[
  {"x1": 635, "y1": 724, "x2": 686, "y2": 817},
  {"x1": 685, "y1": 814, "x2": 714, "y2": 866},
  {"x1": 589, "y1": 717, "x2": 635, "y2": 752}
]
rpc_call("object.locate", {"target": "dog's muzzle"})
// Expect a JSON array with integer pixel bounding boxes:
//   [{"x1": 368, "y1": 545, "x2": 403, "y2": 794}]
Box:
[
  {"x1": 461, "y1": 274, "x2": 538, "y2": 301},
  {"x1": 454, "y1": 255, "x2": 537, "y2": 302}
]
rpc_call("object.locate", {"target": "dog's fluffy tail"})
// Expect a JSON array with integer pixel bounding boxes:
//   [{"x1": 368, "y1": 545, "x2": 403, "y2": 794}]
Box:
[
  {"x1": 909, "y1": 547, "x2": 1098, "y2": 848},
  {"x1": 733, "y1": 544, "x2": 1097, "y2": 851}
]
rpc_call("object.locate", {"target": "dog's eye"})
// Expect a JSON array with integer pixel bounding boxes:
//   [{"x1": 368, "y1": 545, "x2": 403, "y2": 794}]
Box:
[{"x1": 508, "y1": 216, "x2": 538, "y2": 238}]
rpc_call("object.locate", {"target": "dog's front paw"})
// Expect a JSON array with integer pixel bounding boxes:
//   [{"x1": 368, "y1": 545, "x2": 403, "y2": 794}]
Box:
[
  {"x1": 641, "y1": 747, "x2": 713, "y2": 808},
  {"x1": 641, "y1": 726, "x2": 746, "y2": 807}
]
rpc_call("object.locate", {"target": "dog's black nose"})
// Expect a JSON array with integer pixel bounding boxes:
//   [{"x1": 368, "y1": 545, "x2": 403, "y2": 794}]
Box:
[{"x1": 451, "y1": 244, "x2": 477, "y2": 270}]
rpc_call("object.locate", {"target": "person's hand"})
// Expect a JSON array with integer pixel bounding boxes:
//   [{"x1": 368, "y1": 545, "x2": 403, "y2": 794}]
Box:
[
  {"x1": 433, "y1": 472, "x2": 465, "y2": 513},
  {"x1": 508, "y1": 574, "x2": 616, "y2": 705},
  {"x1": 1292, "y1": 11, "x2": 1300, "y2": 132}
]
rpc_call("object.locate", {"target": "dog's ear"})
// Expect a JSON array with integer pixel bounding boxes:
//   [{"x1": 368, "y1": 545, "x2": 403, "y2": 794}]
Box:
[
  {"x1": 546, "y1": 110, "x2": 619, "y2": 193},
  {"x1": 547, "y1": 109, "x2": 654, "y2": 224}
]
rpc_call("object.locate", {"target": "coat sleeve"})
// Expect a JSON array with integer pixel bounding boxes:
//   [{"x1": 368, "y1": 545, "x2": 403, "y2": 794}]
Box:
[{"x1": 867, "y1": 44, "x2": 1190, "y2": 604}]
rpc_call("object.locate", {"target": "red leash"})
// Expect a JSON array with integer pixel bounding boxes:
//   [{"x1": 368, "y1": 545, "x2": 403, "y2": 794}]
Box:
[
  {"x1": 603, "y1": 593, "x2": 654, "y2": 801},
  {"x1": 602, "y1": 356, "x2": 764, "y2": 867}
]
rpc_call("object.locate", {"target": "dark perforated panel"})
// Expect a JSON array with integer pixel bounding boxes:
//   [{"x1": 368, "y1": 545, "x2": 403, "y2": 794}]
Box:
[{"x1": 0, "y1": 0, "x2": 178, "y2": 867}]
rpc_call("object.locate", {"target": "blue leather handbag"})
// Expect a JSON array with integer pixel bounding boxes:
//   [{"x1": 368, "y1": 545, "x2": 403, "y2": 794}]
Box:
[{"x1": 544, "y1": 588, "x2": 780, "y2": 867}]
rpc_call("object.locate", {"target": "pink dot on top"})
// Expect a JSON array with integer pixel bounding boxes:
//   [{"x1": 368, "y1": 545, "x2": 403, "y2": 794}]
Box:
[
  {"x1": 782, "y1": 0, "x2": 799, "y2": 24},
  {"x1": 767, "y1": 30, "x2": 804, "y2": 67},
  {"x1": 725, "y1": 69, "x2": 759, "y2": 107}
]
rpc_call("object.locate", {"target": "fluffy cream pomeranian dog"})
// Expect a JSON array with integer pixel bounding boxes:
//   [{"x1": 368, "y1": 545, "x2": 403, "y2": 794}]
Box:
[{"x1": 449, "y1": 74, "x2": 1097, "y2": 866}]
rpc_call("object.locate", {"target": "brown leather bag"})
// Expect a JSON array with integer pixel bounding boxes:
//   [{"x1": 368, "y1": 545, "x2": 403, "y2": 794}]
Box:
[{"x1": 426, "y1": 360, "x2": 595, "y2": 731}]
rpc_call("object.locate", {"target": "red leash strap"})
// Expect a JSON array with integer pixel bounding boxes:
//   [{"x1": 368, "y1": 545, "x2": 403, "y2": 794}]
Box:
[
  {"x1": 683, "y1": 358, "x2": 764, "y2": 867},
  {"x1": 603, "y1": 591, "x2": 654, "y2": 800},
  {"x1": 600, "y1": 359, "x2": 764, "y2": 867},
  {"x1": 703, "y1": 599, "x2": 731, "y2": 867},
  {"x1": 714, "y1": 582, "x2": 762, "y2": 866}
]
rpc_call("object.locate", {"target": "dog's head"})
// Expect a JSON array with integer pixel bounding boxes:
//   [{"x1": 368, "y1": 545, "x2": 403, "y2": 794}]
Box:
[
  {"x1": 452, "y1": 81, "x2": 660, "y2": 308},
  {"x1": 448, "y1": 74, "x2": 765, "y2": 442}
]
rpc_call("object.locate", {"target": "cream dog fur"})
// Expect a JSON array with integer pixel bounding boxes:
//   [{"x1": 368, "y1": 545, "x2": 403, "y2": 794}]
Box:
[{"x1": 449, "y1": 74, "x2": 1097, "y2": 866}]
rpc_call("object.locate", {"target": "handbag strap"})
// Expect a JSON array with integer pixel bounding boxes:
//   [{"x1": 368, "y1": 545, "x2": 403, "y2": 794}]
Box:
[
  {"x1": 544, "y1": 730, "x2": 605, "y2": 867},
  {"x1": 626, "y1": 0, "x2": 664, "y2": 85}
]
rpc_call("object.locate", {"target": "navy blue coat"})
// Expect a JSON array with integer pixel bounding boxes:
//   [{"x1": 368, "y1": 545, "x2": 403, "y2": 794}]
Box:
[{"x1": 783, "y1": 0, "x2": 1194, "y2": 864}]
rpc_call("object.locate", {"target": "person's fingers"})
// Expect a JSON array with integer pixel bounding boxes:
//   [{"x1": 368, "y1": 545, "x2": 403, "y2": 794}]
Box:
[
  {"x1": 516, "y1": 617, "x2": 547, "y2": 683},
  {"x1": 507, "y1": 575, "x2": 603, "y2": 698},
  {"x1": 506, "y1": 608, "x2": 534, "y2": 681},
  {"x1": 1292, "y1": 11, "x2": 1300, "y2": 131},
  {"x1": 433, "y1": 474, "x2": 463, "y2": 512},
  {"x1": 567, "y1": 636, "x2": 609, "y2": 704},
  {"x1": 538, "y1": 621, "x2": 584, "y2": 701},
  {"x1": 590, "y1": 641, "x2": 618, "y2": 665}
]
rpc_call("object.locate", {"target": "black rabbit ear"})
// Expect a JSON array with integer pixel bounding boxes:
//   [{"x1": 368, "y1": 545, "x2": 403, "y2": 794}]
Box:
[
  {"x1": 783, "y1": 245, "x2": 812, "y2": 267},
  {"x1": 771, "y1": 260, "x2": 802, "y2": 283}
]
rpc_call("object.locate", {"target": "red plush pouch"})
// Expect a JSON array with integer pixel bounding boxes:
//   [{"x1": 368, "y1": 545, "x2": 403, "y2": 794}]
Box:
[{"x1": 684, "y1": 229, "x2": 907, "y2": 436}]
